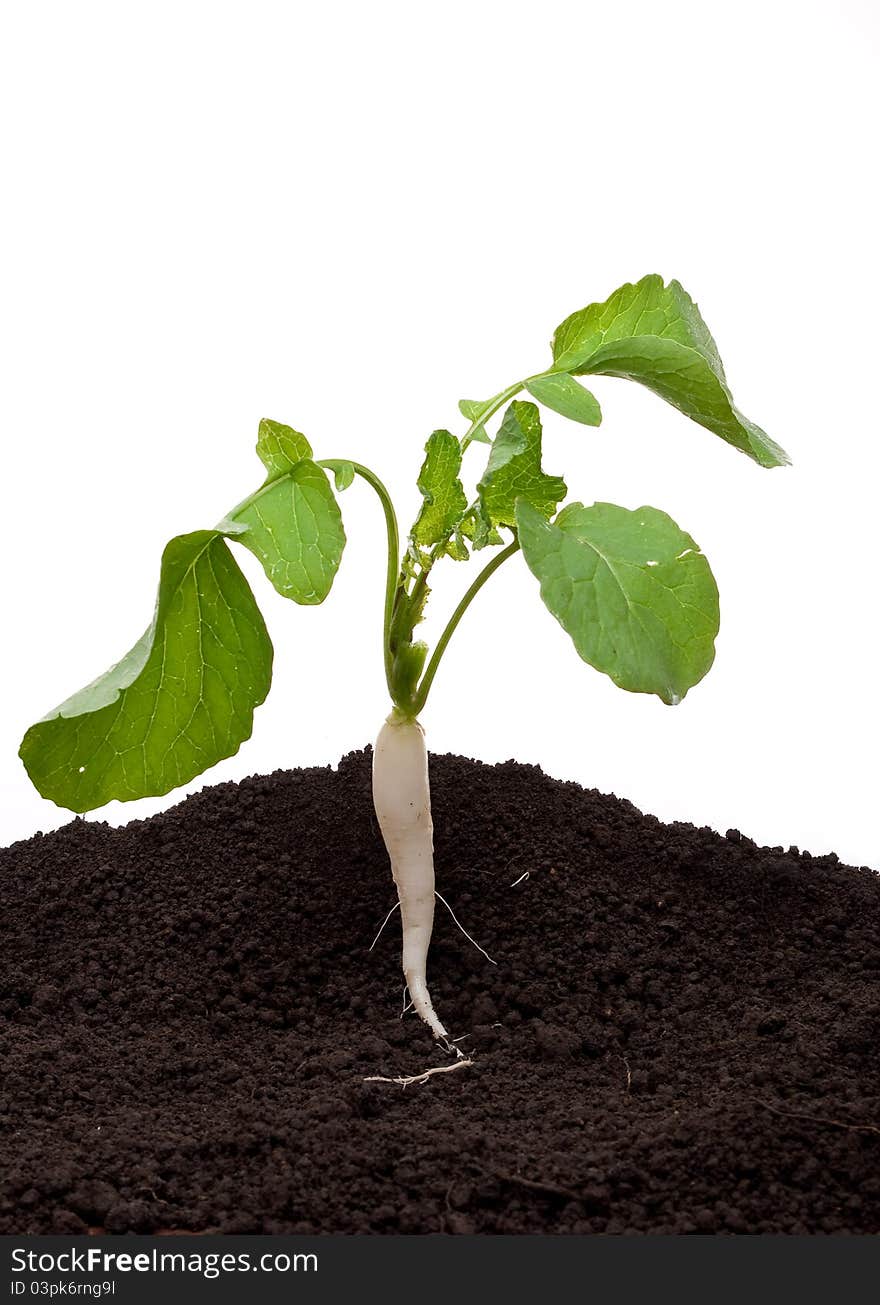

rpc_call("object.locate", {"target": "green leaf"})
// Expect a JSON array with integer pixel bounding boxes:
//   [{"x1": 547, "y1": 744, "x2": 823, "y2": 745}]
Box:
[
  {"x1": 524, "y1": 373, "x2": 602, "y2": 426},
  {"x1": 20, "y1": 532, "x2": 274, "y2": 813},
  {"x1": 444, "y1": 534, "x2": 470, "y2": 561},
  {"x1": 330, "y1": 460, "x2": 355, "y2": 491},
  {"x1": 459, "y1": 502, "x2": 503, "y2": 550},
  {"x1": 458, "y1": 399, "x2": 491, "y2": 444},
  {"x1": 550, "y1": 275, "x2": 788, "y2": 468},
  {"x1": 477, "y1": 401, "x2": 566, "y2": 529},
  {"x1": 413, "y1": 430, "x2": 468, "y2": 547},
  {"x1": 256, "y1": 418, "x2": 313, "y2": 482},
  {"x1": 231, "y1": 460, "x2": 345, "y2": 604},
  {"x1": 516, "y1": 498, "x2": 719, "y2": 704}
]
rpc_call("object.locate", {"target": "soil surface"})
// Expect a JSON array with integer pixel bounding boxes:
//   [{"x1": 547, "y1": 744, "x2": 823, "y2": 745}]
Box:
[{"x1": 2, "y1": 750, "x2": 879, "y2": 1235}]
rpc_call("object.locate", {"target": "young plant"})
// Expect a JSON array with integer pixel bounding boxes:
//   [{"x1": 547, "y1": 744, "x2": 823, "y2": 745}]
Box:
[{"x1": 20, "y1": 275, "x2": 788, "y2": 1049}]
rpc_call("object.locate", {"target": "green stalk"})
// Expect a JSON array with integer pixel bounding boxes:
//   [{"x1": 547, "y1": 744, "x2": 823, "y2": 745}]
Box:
[
  {"x1": 322, "y1": 380, "x2": 523, "y2": 712},
  {"x1": 411, "y1": 538, "x2": 520, "y2": 714},
  {"x1": 319, "y1": 460, "x2": 400, "y2": 699}
]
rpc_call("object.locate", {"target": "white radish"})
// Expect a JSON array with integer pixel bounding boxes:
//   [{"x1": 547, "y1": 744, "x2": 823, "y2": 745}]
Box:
[{"x1": 372, "y1": 711, "x2": 450, "y2": 1044}]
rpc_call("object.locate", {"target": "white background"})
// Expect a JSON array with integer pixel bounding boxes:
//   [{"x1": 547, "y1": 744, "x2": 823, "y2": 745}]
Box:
[{"x1": 1, "y1": 1, "x2": 878, "y2": 865}]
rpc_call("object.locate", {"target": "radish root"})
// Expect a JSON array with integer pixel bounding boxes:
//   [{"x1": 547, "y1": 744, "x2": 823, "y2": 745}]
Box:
[
  {"x1": 368, "y1": 900, "x2": 401, "y2": 952},
  {"x1": 364, "y1": 1058, "x2": 474, "y2": 1088},
  {"x1": 434, "y1": 890, "x2": 497, "y2": 965},
  {"x1": 372, "y1": 712, "x2": 449, "y2": 1042}
]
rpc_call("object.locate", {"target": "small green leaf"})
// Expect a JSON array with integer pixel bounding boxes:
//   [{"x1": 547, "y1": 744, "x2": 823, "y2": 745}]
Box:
[
  {"x1": 525, "y1": 373, "x2": 602, "y2": 426},
  {"x1": 478, "y1": 401, "x2": 566, "y2": 529},
  {"x1": 413, "y1": 430, "x2": 468, "y2": 547},
  {"x1": 402, "y1": 541, "x2": 431, "y2": 582},
  {"x1": 330, "y1": 460, "x2": 356, "y2": 491},
  {"x1": 232, "y1": 460, "x2": 345, "y2": 604},
  {"x1": 458, "y1": 399, "x2": 491, "y2": 444},
  {"x1": 444, "y1": 534, "x2": 470, "y2": 561},
  {"x1": 20, "y1": 532, "x2": 274, "y2": 813},
  {"x1": 459, "y1": 502, "x2": 503, "y2": 550},
  {"x1": 516, "y1": 498, "x2": 719, "y2": 704},
  {"x1": 256, "y1": 418, "x2": 313, "y2": 482},
  {"x1": 550, "y1": 275, "x2": 788, "y2": 468}
]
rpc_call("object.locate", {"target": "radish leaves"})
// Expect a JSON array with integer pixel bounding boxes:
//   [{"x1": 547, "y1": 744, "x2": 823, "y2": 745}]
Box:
[
  {"x1": 516, "y1": 500, "x2": 719, "y2": 704},
  {"x1": 550, "y1": 275, "x2": 788, "y2": 468},
  {"x1": 524, "y1": 372, "x2": 602, "y2": 427},
  {"x1": 457, "y1": 400, "x2": 492, "y2": 444},
  {"x1": 230, "y1": 460, "x2": 346, "y2": 604},
  {"x1": 20, "y1": 532, "x2": 273, "y2": 812},
  {"x1": 330, "y1": 460, "x2": 356, "y2": 491},
  {"x1": 20, "y1": 274, "x2": 787, "y2": 817},
  {"x1": 413, "y1": 431, "x2": 468, "y2": 549},
  {"x1": 478, "y1": 401, "x2": 566, "y2": 528},
  {"x1": 255, "y1": 417, "x2": 313, "y2": 480}
]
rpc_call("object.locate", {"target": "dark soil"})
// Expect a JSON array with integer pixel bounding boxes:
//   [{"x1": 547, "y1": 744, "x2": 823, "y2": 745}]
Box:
[{"x1": 1, "y1": 750, "x2": 879, "y2": 1235}]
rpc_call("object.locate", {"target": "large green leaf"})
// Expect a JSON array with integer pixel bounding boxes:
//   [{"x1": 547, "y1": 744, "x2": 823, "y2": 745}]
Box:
[
  {"x1": 550, "y1": 275, "x2": 788, "y2": 468},
  {"x1": 524, "y1": 372, "x2": 602, "y2": 427},
  {"x1": 230, "y1": 460, "x2": 345, "y2": 603},
  {"x1": 516, "y1": 498, "x2": 719, "y2": 704},
  {"x1": 413, "y1": 430, "x2": 468, "y2": 549},
  {"x1": 478, "y1": 401, "x2": 566, "y2": 529},
  {"x1": 20, "y1": 531, "x2": 274, "y2": 812},
  {"x1": 256, "y1": 417, "x2": 313, "y2": 482}
]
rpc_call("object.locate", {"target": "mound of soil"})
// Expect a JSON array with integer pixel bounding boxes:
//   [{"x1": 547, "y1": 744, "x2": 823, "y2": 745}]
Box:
[{"x1": 1, "y1": 750, "x2": 879, "y2": 1235}]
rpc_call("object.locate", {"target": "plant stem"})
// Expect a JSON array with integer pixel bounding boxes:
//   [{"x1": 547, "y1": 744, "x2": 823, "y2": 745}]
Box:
[
  {"x1": 319, "y1": 460, "x2": 400, "y2": 699},
  {"x1": 412, "y1": 538, "x2": 520, "y2": 714},
  {"x1": 325, "y1": 379, "x2": 523, "y2": 711}
]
